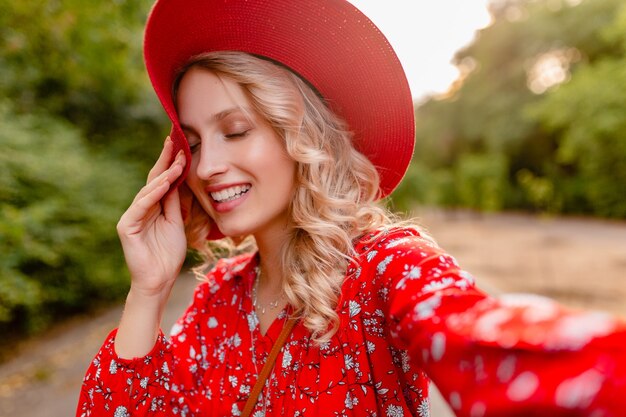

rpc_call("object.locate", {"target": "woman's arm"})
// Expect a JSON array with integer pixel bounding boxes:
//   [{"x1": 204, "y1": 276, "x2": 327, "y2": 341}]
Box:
[
  {"x1": 76, "y1": 277, "x2": 220, "y2": 417},
  {"x1": 370, "y1": 228, "x2": 626, "y2": 416},
  {"x1": 114, "y1": 136, "x2": 187, "y2": 358},
  {"x1": 76, "y1": 137, "x2": 193, "y2": 417},
  {"x1": 76, "y1": 329, "x2": 174, "y2": 417}
]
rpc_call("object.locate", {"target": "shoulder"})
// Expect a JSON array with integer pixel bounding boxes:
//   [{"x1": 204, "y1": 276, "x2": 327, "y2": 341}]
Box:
[
  {"x1": 349, "y1": 226, "x2": 472, "y2": 289},
  {"x1": 346, "y1": 226, "x2": 477, "y2": 316},
  {"x1": 353, "y1": 226, "x2": 441, "y2": 268}
]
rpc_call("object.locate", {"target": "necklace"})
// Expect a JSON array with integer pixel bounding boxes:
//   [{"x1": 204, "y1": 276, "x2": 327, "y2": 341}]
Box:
[
  {"x1": 249, "y1": 267, "x2": 281, "y2": 416},
  {"x1": 252, "y1": 267, "x2": 285, "y2": 315}
]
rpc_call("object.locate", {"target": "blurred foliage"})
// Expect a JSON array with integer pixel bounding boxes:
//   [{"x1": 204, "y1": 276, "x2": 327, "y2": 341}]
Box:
[
  {"x1": 0, "y1": 0, "x2": 168, "y2": 338},
  {"x1": 455, "y1": 153, "x2": 509, "y2": 212},
  {"x1": 393, "y1": 0, "x2": 626, "y2": 218},
  {"x1": 0, "y1": 102, "x2": 139, "y2": 334},
  {"x1": 0, "y1": 0, "x2": 166, "y2": 165}
]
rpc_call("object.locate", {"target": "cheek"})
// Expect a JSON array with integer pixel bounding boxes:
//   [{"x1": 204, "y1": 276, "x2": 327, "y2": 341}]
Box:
[
  {"x1": 255, "y1": 138, "x2": 295, "y2": 177},
  {"x1": 259, "y1": 149, "x2": 295, "y2": 179},
  {"x1": 272, "y1": 158, "x2": 297, "y2": 196}
]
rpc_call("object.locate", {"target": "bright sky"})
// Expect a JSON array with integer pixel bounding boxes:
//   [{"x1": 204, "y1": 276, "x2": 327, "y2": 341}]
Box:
[{"x1": 349, "y1": 1, "x2": 492, "y2": 101}]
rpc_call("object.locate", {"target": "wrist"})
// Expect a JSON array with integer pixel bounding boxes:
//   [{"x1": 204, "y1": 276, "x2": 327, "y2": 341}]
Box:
[
  {"x1": 126, "y1": 286, "x2": 172, "y2": 318},
  {"x1": 128, "y1": 279, "x2": 175, "y2": 301},
  {"x1": 116, "y1": 286, "x2": 172, "y2": 359}
]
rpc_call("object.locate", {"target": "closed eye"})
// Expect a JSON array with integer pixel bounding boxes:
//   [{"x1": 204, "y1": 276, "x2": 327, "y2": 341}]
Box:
[{"x1": 225, "y1": 129, "x2": 251, "y2": 139}]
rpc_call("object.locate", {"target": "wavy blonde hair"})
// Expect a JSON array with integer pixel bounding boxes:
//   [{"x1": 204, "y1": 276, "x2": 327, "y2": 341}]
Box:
[{"x1": 174, "y1": 51, "x2": 408, "y2": 342}]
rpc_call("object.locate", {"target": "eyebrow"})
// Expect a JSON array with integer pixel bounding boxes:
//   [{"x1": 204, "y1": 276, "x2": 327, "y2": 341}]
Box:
[{"x1": 179, "y1": 107, "x2": 251, "y2": 131}]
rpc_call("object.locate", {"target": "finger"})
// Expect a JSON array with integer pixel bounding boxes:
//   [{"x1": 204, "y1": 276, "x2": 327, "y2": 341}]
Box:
[
  {"x1": 162, "y1": 187, "x2": 183, "y2": 224},
  {"x1": 124, "y1": 180, "x2": 172, "y2": 231},
  {"x1": 123, "y1": 150, "x2": 185, "y2": 231},
  {"x1": 133, "y1": 151, "x2": 185, "y2": 205},
  {"x1": 118, "y1": 180, "x2": 170, "y2": 235},
  {"x1": 132, "y1": 169, "x2": 172, "y2": 206},
  {"x1": 147, "y1": 136, "x2": 175, "y2": 183}
]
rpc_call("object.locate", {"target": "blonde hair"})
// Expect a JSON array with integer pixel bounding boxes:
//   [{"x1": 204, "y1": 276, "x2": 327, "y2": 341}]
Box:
[{"x1": 174, "y1": 51, "x2": 406, "y2": 342}]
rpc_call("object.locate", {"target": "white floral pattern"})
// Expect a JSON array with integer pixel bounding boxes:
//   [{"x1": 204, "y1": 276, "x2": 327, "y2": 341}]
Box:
[{"x1": 77, "y1": 228, "x2": 626, "y2": 417}]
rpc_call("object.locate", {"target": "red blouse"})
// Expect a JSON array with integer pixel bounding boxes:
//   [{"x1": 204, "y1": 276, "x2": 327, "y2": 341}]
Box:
[{"x1": 77, "y1": 228, "x2": 626, "y2": 416}]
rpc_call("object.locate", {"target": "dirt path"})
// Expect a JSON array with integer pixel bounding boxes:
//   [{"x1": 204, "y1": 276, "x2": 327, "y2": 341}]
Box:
[
  {"x1": 1, "y1": 210, "x2": 624, "y2": 417},
  {"x1": 0, "y1": 272, "x2": 199, "y2": 417},
  {"x1": 417, "y1": 208, "x2": 626, "y2": 317}
]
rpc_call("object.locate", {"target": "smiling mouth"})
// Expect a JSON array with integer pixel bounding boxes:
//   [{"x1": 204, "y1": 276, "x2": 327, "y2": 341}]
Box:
[{"x1": 210, "y1": 185, "x2": 251, "y2": 203}]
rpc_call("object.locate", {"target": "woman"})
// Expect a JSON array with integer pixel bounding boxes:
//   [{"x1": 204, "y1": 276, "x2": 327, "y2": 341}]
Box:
[{"x1": 77, "y1": 0, "x2": 626, "y2": 416}]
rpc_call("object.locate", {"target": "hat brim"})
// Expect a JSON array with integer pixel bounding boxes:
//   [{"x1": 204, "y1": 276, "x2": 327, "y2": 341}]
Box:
[{"x1": 144, "y1": 0, "x2": 415, "y2": 198}]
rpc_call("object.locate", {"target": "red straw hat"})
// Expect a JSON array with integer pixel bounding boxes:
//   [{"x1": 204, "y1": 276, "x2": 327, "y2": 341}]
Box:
[{"x1": 144, "y1": 0, "x2": 415, "y2": 197}]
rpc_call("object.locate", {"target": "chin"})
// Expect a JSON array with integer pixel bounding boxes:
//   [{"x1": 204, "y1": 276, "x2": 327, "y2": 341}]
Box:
[{"x1": 214, "y1": 223, "x2": 253, "y2": 240}]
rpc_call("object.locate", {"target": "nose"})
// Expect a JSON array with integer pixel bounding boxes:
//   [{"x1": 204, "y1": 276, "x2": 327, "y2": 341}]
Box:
[{"x1": 195, "y1": 138, "x2": 229, "y2": 180}]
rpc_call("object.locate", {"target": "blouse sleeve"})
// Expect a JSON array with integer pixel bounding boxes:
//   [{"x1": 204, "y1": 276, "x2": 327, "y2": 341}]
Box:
[
  {"x1": 371, "y1": 228, "x2": 626, "y2": 417},
  {"x1": 75, "y1": 329, "x2": 174, "y2": 417},
  {"x1": 76, "y1": 280, "x2": 214, "y2": 417}
]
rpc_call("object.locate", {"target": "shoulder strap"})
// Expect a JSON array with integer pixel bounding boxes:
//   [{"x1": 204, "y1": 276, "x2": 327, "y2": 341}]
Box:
[{"x1": 241, "y1": 318, "x2": 297, "y2": 417}]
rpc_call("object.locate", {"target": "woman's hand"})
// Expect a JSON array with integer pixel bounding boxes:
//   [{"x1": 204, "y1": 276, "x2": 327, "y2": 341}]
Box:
[{"x1": 116, "y1": 137, "x2": 188, "y2": 298}]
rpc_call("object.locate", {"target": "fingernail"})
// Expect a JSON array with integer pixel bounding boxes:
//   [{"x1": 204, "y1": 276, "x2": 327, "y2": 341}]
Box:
[{"x1": 164, "y1": 136, "x2": 171, "y2": 144}]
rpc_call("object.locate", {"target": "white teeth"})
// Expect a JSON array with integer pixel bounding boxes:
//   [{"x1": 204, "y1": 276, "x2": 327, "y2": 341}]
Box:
[{"x1": 211, "y1": 185, "x2": 250, "y2": 203}]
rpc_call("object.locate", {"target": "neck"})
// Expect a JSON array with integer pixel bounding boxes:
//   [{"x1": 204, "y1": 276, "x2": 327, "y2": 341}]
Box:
[{"x1": 254, "y1": 228, "x2": 290, "y2": 292}]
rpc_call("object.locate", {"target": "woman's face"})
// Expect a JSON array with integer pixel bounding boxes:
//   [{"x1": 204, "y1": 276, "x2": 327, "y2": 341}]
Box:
[{"x1": 177, "y1": 67, "x2": 297, "y2": 240}]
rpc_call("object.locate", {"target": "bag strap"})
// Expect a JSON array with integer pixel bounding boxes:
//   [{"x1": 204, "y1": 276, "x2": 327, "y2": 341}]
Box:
[{"x1": 241, "y1": 317, "x2": 297, "y2": 417}]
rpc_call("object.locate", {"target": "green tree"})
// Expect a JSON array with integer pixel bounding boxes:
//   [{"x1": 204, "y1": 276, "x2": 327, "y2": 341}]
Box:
[
  {"x1": 0, "y1": 102, "x2": 138, "y2": 335},
  {"x1": 397, "y1": 0, "x2": 626, "y2": 218},
  {"x1": 529, "y1": 59, "x2": 626, "y2": 217},
  {"x1": 0, "y1": 0, "x2": 169, "y2": 342},
  {"x1": 0, "y1": 0, "x2": 167, "y2": 165}
]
